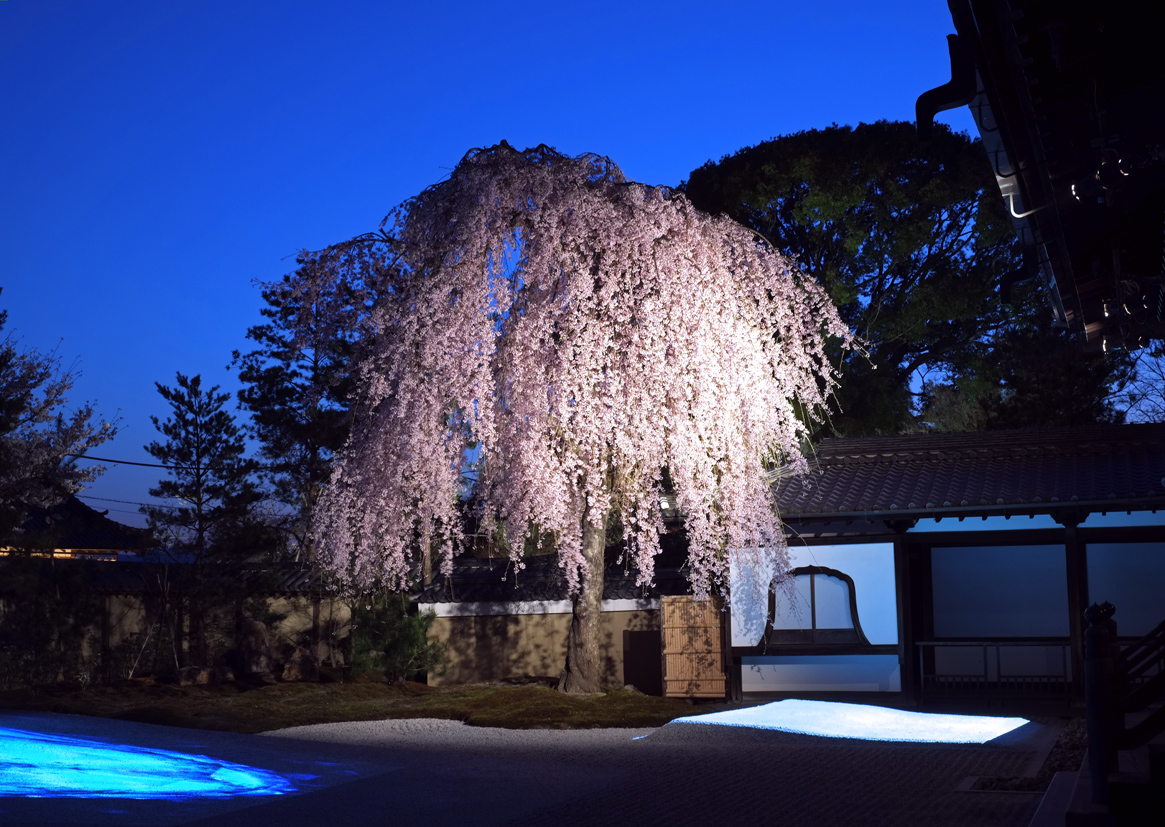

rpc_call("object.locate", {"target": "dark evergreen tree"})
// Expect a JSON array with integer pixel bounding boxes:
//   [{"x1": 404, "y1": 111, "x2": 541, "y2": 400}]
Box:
[
  {"x1": 948, "y1": 285, "x2": 1134, "y2": 429},
  {"x1": 684, "y1": 121, "x2": 1018, "y2": 435},
  {"x1": 143, "y1": 372, "x2": 261, "y2": 666},
  {"x1": 231, "y1": 242, "x2": 391, "y2": 559},
  {"x1": 143, "y1": 372, "x2": 259, "y2": 562},
  {"x1": 684, "y1": 121, "x2": 1136, "y2": 434}
]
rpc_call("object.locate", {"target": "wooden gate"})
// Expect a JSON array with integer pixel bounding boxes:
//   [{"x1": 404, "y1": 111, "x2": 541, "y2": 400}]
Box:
[{"x1": 661, "y1": 595, "x2": 726, "y2": 698}]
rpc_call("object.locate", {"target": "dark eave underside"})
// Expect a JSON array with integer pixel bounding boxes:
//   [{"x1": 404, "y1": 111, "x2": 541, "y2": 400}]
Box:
[{"x1": 946, "y1": 0, "x2": 1165, "y2": 348}]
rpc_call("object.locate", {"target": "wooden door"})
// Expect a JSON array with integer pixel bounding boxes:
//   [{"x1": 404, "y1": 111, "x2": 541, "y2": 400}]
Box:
[{"x1": 661, "y1": 595, "x2": 726, "y2": 698}]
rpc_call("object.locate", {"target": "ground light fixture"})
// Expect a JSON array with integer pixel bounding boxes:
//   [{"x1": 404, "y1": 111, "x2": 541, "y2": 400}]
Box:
[
  {"x1": 668, "y1": 699, "x2": 1028, "y2": 744},
  {"x1": 0, "y1": 726, "x2": 297, "y2": 799}
]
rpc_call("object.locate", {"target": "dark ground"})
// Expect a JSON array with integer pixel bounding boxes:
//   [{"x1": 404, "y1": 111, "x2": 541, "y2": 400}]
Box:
[{"x1": 0, "y1": 693, "x2": 1079, "y2": 826}]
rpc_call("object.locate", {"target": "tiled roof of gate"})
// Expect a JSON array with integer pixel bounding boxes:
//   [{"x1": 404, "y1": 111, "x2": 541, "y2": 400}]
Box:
[{"x1": 774, "y1": 424, "x2": 1165, "y2": 520}]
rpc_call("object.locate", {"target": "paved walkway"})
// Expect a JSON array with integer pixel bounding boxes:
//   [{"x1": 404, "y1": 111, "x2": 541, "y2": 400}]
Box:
[{"x1": 0, "y1": 709, "x2": 1055, "y2": 826}]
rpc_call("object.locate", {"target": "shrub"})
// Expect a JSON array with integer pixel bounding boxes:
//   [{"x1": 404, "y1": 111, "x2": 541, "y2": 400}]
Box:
[
  {"x1": 349, "y1": 593, "x2": 446, "y2": 682},
  {"x1": 0, "y1": 557, "x2": 102, "y2": 690}
]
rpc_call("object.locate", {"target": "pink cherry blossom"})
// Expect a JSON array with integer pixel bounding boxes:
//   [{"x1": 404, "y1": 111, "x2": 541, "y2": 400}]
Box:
[{"x1": 313, "y1": 143, "x2": 850, "y2": 607}]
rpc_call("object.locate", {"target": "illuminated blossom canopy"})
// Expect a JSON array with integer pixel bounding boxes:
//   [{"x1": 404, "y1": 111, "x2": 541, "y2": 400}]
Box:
[{"x1": 314, "y1": 143, "x2": 850, "y2": 605}]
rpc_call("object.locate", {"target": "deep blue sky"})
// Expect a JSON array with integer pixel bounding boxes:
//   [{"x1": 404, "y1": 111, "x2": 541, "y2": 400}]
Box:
[{"x1": 1, "y1": 0, "x2": 976, "y2": 526}]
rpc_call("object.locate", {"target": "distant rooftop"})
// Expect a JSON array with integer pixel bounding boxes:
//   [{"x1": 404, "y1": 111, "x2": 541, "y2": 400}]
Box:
[{"x1": 7, "y1": 495, "x2": 151, "y2": 559}]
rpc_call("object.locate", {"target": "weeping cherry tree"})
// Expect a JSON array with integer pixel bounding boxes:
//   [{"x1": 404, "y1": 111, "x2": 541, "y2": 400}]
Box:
[{"x1": 314, "y1": 144, "x2": 850, "y2": 693}]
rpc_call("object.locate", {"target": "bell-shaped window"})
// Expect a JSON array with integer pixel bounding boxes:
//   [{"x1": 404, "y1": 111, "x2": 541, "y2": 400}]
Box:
[{"x1": 768, "y1": 565, "x2": 871, "y2": 646}]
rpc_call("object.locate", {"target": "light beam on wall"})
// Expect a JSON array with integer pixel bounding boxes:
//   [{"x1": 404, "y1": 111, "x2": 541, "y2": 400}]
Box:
[
  {"x1": 670, "y1": 699, "x2": 1027, "y2": 744},
  {"x1": 0, "y1": 727, "x2": 297, "y2": 799}
]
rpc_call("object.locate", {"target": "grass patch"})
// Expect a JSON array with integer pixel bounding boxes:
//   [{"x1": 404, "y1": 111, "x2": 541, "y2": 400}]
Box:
[
  {"x1": 971, "y1": 717, "x2": 1087, "y2": 792},
  {"x1": 0, "y1": 679, "x2": 707, "y2": 734}
]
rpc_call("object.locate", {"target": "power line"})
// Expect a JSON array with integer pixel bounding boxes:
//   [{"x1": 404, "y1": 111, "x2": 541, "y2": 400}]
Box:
[
  {"x1": 78, "y1": 494, "x2": 182, "y2": 512},
  {"x1": 80, "y1": 495, "x2": 164, "y2": 508},
  {"x1": 67, "y1": 453, "x2": 187, "y2": 470},
  {"x1": 68, "y1": 453, "x2": 275, "y2": 472},
  {"x1": 80, "y1": 495, "x2": 150, "y2": 506},
  {"x1": 87, "y1": 505, "x2": 150, "y2": 517}
]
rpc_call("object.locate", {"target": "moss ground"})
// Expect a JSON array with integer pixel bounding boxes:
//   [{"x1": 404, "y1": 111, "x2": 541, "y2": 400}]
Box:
[{"x1": 0, "y1": 678, "x2": 710, "y2": 735}]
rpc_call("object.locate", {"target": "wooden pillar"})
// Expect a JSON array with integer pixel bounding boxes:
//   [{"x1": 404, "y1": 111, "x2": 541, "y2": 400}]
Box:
[
  {"x1": 1063, "y1": 519, "x2": 1089, "y2": 703},
  {"x1": 893, "y1": 536, "x2": 917, "y2": 704},
  {"x1": 722, "y1": 603, "x2": 742, "y2": 702},
  {"x1": 1083, "y1": 602, "x2": 1118, "y2": 804},
  {"x1": 915, "y1": 546, "x2": 935, "y2": 702}
]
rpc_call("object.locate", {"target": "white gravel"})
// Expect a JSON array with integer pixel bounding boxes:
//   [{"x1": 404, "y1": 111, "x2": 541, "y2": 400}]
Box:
[{"x1": 260, "y1": 718, "x2": 659, "y2": 760}]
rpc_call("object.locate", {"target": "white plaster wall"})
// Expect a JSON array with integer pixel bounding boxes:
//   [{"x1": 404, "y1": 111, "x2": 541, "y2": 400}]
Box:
[
  {"x1": 729, "y1": 543, "x2": 898, "y2": 646},
  {"x1": 931, "y1": 544, "x2": 1067, "y2": 637},
  {"x1": 1087, "y1": 542, "x2": 1165, "y2": 636},
  {"x1": 933, "y1": 644, "x2": 1071, "y2": 681},
  {"x1": 741, "y1": 654, "x2": 901, "y2": 692},
  {"x1": 728, "y1": 549, "x2": 776, "y2": 646},
  {"x1": 786, "y1": 544, "x2": 898, "y2": 645}
]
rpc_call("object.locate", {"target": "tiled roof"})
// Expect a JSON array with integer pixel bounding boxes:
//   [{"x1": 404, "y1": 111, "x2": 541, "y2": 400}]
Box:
[
  {"x1": 416, "y1": 552, "x2": 691, "y2": 604},
  {"x1": 774, "y1": 424, "x2": 1165, "y2": 521},
  {"x1": 0, "y1": 558, "x2": 329, "y2": 596},
  {"x1": 13, "y1": 496, "x2": 151, "y2": 551}
]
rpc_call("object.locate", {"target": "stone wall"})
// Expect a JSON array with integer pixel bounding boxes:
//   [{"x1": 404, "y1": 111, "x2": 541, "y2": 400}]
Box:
[{"x1": 426, "y1": 608, "x2": 660, "y2": 688}]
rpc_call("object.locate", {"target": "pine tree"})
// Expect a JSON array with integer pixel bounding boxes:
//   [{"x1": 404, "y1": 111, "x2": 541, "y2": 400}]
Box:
[
  {"x1": 144, "y1": 373, "x2": 259, "y2": 561},
  {"x1": 143, "y1": 372, "x2": 260, "y2": 666},
  {"x1": 231, "y1": 243, "x2": 390, "y2": 560}
]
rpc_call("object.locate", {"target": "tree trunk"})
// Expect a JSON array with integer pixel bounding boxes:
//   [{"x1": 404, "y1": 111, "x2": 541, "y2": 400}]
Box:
[
  {"x1": 421, "y1": 534, "x2": 432, "y2": 587},
  {"x1": 559, "y1": 512, "x2": 607, "y2": 694}
]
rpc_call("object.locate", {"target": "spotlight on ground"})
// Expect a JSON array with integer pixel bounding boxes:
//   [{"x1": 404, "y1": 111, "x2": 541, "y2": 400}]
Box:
[
  {"x1": 671, "y1": 700, "x2": 1027, "y2": 744},
  {"x1": 0, "y1": 727, "x2": 296, "y2": 799}
]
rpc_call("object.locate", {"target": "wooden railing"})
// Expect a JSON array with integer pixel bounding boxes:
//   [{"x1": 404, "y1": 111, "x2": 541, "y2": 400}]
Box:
[{"x1": 915, "y1": 638, "x2": 1074, "y2": 699}]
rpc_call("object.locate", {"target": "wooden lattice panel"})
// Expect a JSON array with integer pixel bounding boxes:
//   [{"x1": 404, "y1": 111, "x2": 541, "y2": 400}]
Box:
[{"x1": 661, "y1": 595, "x2": 725, "y2": 698}]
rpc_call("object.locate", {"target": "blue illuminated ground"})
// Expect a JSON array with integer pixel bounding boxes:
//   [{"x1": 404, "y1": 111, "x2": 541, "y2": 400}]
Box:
[
  {"x1": 672, "y1": 700, "x2": 1028, "y2": 744},
  {"x1": 0, "y1": 726, "x2": 296, "y2": 799}
]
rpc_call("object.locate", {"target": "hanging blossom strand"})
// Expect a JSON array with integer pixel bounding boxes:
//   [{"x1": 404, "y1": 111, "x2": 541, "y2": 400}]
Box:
[{"x1": 313, "y1": 143, "x2": 851, "y2": 600}]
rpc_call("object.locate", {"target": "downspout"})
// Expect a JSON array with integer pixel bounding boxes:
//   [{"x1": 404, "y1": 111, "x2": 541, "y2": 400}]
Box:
[{"x1": 916, "y1": 35, "x2": 977, "y2": 140}]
